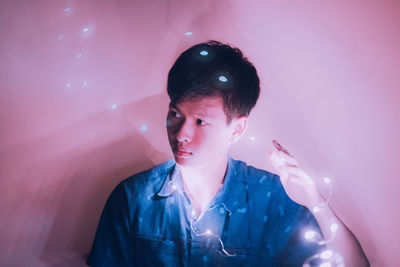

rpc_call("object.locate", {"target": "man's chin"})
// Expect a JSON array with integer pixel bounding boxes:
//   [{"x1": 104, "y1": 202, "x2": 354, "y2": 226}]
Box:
[{"x1": 173, "y1": 154, "x2": 194, "y2": 165}]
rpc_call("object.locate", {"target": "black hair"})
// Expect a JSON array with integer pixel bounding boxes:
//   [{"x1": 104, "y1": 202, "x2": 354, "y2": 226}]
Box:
[{"x1": 167, "y1": 40, "x2": 260, "y2": 124}]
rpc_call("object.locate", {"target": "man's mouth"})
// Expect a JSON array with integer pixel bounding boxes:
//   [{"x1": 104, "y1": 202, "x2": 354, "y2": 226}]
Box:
[{"x1": 174, "y1": 148, "x2": 193, "y2": 157}]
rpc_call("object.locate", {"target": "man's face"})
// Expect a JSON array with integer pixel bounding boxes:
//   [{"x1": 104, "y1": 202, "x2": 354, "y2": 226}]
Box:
[{"x1": 166, "y1": 97, "x2": 240, "y2": 167}]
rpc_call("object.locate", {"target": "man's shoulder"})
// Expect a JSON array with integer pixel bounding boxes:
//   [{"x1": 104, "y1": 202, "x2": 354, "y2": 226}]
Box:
[
  {"x1": 117, "y1": 159, "x2": 175, "y2": 194},
  {"x1": 231, "y1": 157, "x2": 282, "y2": 192},
  {"x1": 231, "y1": 157, "x2": 311, "y2": 219}
]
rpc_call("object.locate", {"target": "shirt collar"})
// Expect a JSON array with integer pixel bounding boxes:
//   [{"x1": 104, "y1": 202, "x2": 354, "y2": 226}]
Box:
[
  {"x1": 156, "y1": 163, "x2": 184, "y2": 197},
  {"x1": 156, "y1": 156, "x2": 247, "y2": 213}
]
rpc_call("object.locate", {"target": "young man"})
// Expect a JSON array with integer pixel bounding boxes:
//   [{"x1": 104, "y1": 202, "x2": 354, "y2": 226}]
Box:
[{"x1": 87, "y1": 41, "x2": 368, "y2": 266}]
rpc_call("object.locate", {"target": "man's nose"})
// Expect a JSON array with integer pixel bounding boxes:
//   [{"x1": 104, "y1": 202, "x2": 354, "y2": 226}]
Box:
[{"x1": 176, "y1": 120, "x2": 193, "y2": 142}]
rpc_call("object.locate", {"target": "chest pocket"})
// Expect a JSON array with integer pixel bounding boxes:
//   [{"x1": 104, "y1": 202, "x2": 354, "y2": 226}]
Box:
[{"x1": 134, "y1": 236, "x2": 185, "y2": 267}]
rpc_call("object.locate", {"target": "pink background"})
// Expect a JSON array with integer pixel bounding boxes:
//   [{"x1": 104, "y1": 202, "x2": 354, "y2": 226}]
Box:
[{"x1": 1, "y1": 0, "x2": 399, "y2": 266}]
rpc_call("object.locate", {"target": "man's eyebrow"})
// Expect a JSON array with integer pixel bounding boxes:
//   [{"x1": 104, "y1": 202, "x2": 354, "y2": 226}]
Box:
[{"x1": 168, "y1": 103, "x2": 212, "y2": 118}]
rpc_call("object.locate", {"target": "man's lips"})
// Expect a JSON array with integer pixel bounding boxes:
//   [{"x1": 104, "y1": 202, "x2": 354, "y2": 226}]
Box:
[{"x1": 174, "y1": 148, "x2": 193, "y2": 157}]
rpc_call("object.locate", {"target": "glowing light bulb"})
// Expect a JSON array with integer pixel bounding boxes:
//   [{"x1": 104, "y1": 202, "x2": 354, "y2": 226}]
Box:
[
  {"x1": 320, "y1": 250, "x2": 333, "y2": 259},
  {"x1": 219, "y1": 75, "x2": 228, "y2": 82},
  {"x1": 304, "y1": 230, "x2": 315, "y2": 240},
  {"x1": 185, "y1": 32, "x2": 193, "y2": 36},
  {"x1": 112, "y1": 104, "x2": 117, "y2": 110},
  {"x1": 323, "y1": 177, "x2": 331, "y2": 184},
  {"x1": 330, "y1": 222, "x2": 338, "y2": 232},
  {"x1": 200, "y1": 50, "x2": 208, "y2": 56}
]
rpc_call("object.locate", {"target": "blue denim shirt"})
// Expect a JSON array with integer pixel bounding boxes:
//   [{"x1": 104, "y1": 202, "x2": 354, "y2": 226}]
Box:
[{"x1": 87, "y1": 157, "x2": 324, "y2": 266}]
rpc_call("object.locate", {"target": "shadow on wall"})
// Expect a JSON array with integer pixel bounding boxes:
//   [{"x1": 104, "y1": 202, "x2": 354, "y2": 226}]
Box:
[{"x1": 1, "y1": 93, "x2": 172, "y2": 266}]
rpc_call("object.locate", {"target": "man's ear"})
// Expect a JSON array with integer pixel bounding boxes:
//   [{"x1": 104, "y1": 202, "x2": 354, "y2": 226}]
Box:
[{"x1": 229, "y1": 116, "x2": 248, "y2": 144}]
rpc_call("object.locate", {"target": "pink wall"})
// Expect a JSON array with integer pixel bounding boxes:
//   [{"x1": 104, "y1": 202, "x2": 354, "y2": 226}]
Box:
[{"x1": 1, "y1": 0, "x2": 399, "y2": 266}]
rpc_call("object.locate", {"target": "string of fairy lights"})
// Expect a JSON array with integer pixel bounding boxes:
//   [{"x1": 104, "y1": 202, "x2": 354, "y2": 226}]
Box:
[
  {"x1": 168, "y1": 174, "x2": 238, "y2": 258},
  {"x1": 248, "y1": 137, "x2": 343, "y2": 266},
  {"x1": 168, "y1": 151, "x2": 342, "y2": 267},
  {"x1": 302, "y1": 178, "x2": 345, "y2": 267}
]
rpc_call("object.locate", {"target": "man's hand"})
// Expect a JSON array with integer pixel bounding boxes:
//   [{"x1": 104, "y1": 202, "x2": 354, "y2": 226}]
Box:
[
  {"x1": 267, "y1": 140, "x2": 323, "y2": 208},
  {"x1": 268, "y1": 140, "x2": 370, "y2": 266}
]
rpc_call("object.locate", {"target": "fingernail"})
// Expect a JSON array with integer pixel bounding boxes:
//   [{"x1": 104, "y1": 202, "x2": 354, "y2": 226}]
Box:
[{"x1": 272, "y1": 140, "x2": 279, "y2": 148}]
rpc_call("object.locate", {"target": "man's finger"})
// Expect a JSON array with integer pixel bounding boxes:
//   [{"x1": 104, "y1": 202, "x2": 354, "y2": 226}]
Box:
[
  {"x1": 273, "y1": 140, "x2": 291, "y2": 156},
  {"x1": 269, "y1": 150, "x2": 299, "y2": 168},
  {"x1": 277, "y1": 151, "x2": 299, "y2": 166}
]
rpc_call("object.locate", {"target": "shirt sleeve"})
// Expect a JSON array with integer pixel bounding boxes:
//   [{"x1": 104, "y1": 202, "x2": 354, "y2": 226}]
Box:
[
  {"x1": 276, "y1": 205, "x2": 326, "y2": 267},
  {"x1": 87, "y1": 182, "x2": 135, "y2": 266}
]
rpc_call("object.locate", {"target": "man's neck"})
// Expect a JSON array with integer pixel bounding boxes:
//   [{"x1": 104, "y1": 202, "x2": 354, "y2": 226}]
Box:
[{"x1": 179, "y1": 156, "x2": 228, "y2": 214}]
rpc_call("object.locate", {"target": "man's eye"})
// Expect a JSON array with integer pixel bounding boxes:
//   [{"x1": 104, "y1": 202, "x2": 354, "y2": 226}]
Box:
[
  {"x1": 196, "y1": 119, "x2": 207, "y2": 126},
  {"x1": 171, "y1": 111, "x2": 181, "y2": 118}
]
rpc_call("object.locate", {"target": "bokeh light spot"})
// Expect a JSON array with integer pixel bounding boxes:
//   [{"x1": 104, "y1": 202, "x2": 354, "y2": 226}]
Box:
[
  {"x1": 218, "y1": 75, "x2": 228, "y2": 82},
  {"x1": 140, "y1": 124, "x2": 148, "y2": 132},
  {"x1": 330, "y1": 222, "x2": 338, "y2": 232},
  {"x1": 320, "y1": 250, "x2": 333, "y2": 259},
  {"x1": 305, "y1": 230, "x2": 315, "y2": 240},
  {"x1": 81, "y1": 24, "x2": 96, "y2": 39}
]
